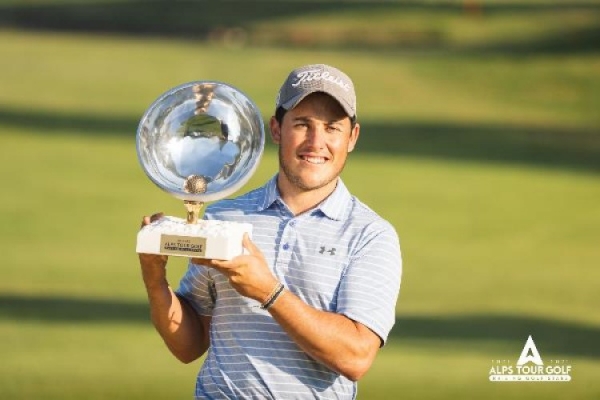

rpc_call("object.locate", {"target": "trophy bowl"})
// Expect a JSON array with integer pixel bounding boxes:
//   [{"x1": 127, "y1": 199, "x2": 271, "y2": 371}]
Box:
[
  {"x1": 137, "y1": 81, "x2": 265, "y2": 203},
  {"x1": 136, "y1": 81, "x2": 265, "y2": 260}
]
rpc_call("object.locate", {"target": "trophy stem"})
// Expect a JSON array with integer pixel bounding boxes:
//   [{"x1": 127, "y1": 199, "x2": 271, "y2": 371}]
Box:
[
  {"x1": 182, "y1": 174, "x2": 208, "y2": 224},
  {"x1": 184, "y1": 201, "x2": 204, "y2": 224}
]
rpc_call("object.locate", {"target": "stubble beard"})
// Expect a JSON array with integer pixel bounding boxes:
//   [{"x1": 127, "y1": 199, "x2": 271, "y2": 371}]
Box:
[{"x1": 278, "y1": 148, "x2": 346, "y2": 192}]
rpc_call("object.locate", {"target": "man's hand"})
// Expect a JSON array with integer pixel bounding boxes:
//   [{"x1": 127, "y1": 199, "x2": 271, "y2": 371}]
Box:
[
  {"x1": 192, "y1": 233, "x2": 279, "y2": 304},
  {"x1": 139, "y1": 212, "x2": 168, "y2": 286},
  {"x1": 137, "y1": 211, "x2": 210, "y2": 363},
  {"x1": 194, "y1": 233, "x2": 380, "y2": 380},
  {"x1": 140, "y1": 212, "x2": 164, "y2": 229}
]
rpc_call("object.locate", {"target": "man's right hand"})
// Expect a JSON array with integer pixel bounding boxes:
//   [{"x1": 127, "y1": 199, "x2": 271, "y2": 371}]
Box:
[
  {"x1": 137, "y1": 212, "x2": 210, "y2": 363},
  {"x1": 140, "y1": 212, "x2": 164, "y2": 229},
  {"x1": 139, "y1": 212, "x2": 168, "y2": 285}
]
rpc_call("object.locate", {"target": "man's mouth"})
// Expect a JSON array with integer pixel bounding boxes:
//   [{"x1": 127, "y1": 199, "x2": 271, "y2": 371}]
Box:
[{"x1": 301, "y1": 156, "x2": 327, "y2": 164}]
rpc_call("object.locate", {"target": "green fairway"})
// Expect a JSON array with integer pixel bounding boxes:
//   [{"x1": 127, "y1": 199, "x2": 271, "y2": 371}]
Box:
[{"x1": 1, "y1": 1, "x2": 599, "y2": 398}]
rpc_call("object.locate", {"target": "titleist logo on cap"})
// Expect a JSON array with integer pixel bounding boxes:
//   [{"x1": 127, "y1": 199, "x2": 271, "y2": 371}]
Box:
[
  {"x1": 292, "y1": 69, "x2": 352, "y2": 92},
  {"x1": 277, "y1": 64, "x2": 357, "y2": 117}
]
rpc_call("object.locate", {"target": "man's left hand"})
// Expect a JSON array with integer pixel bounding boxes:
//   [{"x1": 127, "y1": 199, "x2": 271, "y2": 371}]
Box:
[{"x1": 191, "y1": 233, "x2": 279, "y2": 304}]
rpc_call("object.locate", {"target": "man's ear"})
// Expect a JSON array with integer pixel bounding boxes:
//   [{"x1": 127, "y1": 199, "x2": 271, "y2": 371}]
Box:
[
  {"x1": 347, "y1": 122, "x2": 360, "y2": 153},
  {"x1": 269, "y1": 116, "x2": 281, "y2": 145}
]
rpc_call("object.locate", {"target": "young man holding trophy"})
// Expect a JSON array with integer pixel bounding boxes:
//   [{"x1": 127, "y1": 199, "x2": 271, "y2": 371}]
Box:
[{"x1": 139, "y1": 64, "x2": 402, "y2": 399}]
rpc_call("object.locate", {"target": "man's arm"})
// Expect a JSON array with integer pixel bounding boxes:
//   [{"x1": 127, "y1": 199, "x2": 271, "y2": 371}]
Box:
[
  {"x1": 267, "y1": 289, "x2": 381, "y2": 381},
  {"x1": 139, "y1": 214, "x2": 211, "y2": 363},
  {"x1": 199, "y1": 234, "x2": 382, "y2": 381}
]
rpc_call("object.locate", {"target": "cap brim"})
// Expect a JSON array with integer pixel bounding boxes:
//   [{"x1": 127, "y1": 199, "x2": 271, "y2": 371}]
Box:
[
  {"x1": 281, "y1": 91, "x2": 355, "y2": 118},
  {"x1": 281, "y1": 93, "x2": 309, "y2": 112}
]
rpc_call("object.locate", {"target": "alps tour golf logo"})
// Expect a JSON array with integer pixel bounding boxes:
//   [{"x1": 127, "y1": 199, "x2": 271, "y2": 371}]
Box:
[{"x1": 489, "y1": 335, "x2": 572, "y2": 382}]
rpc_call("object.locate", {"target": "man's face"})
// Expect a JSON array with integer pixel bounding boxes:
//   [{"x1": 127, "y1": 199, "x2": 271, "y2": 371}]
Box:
[{"x1": 270, "y1": 92, "x2": 360, "y2": 193}]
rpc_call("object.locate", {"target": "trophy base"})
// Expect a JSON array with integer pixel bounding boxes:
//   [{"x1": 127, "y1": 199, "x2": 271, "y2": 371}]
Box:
[{"x1": 136, "y1": 216, "x2": 252, "y2": 260}]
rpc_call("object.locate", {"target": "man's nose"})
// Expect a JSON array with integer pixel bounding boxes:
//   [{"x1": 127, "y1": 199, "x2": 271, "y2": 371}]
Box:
[{"x1": 305, "y1": 124, "x2": 326, "y2": 148}]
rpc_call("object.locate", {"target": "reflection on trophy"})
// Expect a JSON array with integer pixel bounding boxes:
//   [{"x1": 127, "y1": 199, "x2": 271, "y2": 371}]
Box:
[{"x1": 135, "y1": 81, "x2": 265, "y2": 260}]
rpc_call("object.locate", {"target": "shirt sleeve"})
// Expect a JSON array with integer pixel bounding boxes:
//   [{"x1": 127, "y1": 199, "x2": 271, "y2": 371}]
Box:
[
  {"x1": 335, "y1": 221, "x2": 402, "y2": 345},
  {"x1": 175, "y1": 260, "x2": 217, "y2": 316}
]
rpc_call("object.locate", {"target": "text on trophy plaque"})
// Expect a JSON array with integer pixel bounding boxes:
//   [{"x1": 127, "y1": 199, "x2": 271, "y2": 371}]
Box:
[{"x1": 160, "y1": 234, "x2": 207, "y2": 257}]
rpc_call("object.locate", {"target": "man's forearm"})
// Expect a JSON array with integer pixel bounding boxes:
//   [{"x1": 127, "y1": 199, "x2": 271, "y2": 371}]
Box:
[
  {"x1": 141, "y1": 260, "x2": 209, "y2": 363},
  {"x1": 203, "y1": 238, "x2": 381, "y2": 381},
  {"x1": 266, "y1": 289, "x2": 380, "y2": 381}
]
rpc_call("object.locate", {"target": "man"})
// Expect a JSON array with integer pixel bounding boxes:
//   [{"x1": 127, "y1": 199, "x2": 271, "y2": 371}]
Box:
[{"x1": 139, "y1": 64, "x2": 402, "y2": 399}]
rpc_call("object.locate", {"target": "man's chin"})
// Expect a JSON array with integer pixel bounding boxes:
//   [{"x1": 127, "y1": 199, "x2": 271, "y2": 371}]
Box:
[
  {"x1": 280, "y1": 162, "x2": 341, "y2": 192},
  {"x1": 292, "y1": 175, "x2": 337, "y2": 192}
]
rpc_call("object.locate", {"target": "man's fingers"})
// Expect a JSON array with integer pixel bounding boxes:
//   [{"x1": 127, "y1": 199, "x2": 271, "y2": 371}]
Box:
[
  {"x1": 140, "y1": 212, "x2": 164, "y2": 229},
  {"x1": 242, "y1": 233, "x2": 261, "y2": 255},
  {"x1": 191, "y1": 258, "x2": 229, "y2": 268},
  {"x1": 150, "y1": 212, "x2": 165, "y2": 223},
  {"x1": 209, "y1": 259, "x2": 235, "y2": 270},
  {"x1": 143, "y1": 216, "x2": 151, "y2": 224},
  {"x1": 140, "y1": 216, "x2": 151, "y2": 228}
]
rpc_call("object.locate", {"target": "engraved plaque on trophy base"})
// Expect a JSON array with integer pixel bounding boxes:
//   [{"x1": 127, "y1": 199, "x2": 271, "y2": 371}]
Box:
[{"x1": 136, "y1": 217, "x2": 252, "y2": 260}]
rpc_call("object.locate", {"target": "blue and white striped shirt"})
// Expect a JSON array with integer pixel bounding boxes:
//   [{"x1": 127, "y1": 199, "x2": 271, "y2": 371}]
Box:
[{"x1": 177, "y1": 175, "x2": 402, "y2": 399}]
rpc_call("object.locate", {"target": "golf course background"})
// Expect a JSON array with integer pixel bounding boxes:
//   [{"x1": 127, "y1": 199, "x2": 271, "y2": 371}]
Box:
[{"x1": 1, "y1": 1, "x2": 599, "y2": 398}]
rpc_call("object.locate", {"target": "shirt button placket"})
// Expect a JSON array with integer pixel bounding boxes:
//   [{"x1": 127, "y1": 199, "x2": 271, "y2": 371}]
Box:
[{"x1": 277, "y1": 219, "x2": 296, "y2": 272}]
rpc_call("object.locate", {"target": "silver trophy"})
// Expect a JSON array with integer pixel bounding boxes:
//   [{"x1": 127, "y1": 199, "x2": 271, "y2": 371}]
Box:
[{"x1": 135, "y1": 81, "x2": 265, "y2": 260}]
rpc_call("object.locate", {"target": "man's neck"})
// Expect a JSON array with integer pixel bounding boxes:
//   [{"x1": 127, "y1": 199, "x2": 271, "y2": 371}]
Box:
[{"x1": 277, "y1": 176, "x2": 338, "y2": 216}]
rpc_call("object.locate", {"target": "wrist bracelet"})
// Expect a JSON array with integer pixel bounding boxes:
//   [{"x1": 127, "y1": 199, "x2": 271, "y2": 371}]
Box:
[
  {"x1": 260, "y1": 283, "x2": 285, "y2": 310},
  {"x1": 262, "y1": 282, "x2": 281, "y2": 305}
]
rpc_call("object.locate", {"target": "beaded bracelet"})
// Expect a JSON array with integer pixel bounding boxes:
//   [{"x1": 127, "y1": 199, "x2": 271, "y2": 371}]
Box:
[
  {"x1": 262, "y1": 282, "x2": 281, "y2": 305},
  {"x1": 260, "y1": 282, "x2": 285, "y2": 310}
]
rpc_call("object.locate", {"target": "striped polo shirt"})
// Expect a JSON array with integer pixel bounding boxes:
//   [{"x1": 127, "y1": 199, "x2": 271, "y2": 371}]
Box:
[{"x1": 176, "y1": 175, "x2": 402, "y2": 399}]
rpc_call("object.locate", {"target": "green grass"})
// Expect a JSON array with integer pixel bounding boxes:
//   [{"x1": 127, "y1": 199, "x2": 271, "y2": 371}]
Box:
[{"x1": 1, "y1": 2, "x2": 600, "y2": 398}]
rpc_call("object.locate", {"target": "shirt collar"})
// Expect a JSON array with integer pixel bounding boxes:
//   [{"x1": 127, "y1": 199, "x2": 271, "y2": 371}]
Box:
[
  {"x1": 317, "y1": 178, "x2": 352, "y2": 221},
  {"x1": 257, "y1": 175, "x2": 280, "y2": 211},
  {"x1": 257, "y1": 174, "x2": 353, "y2": 221}
]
